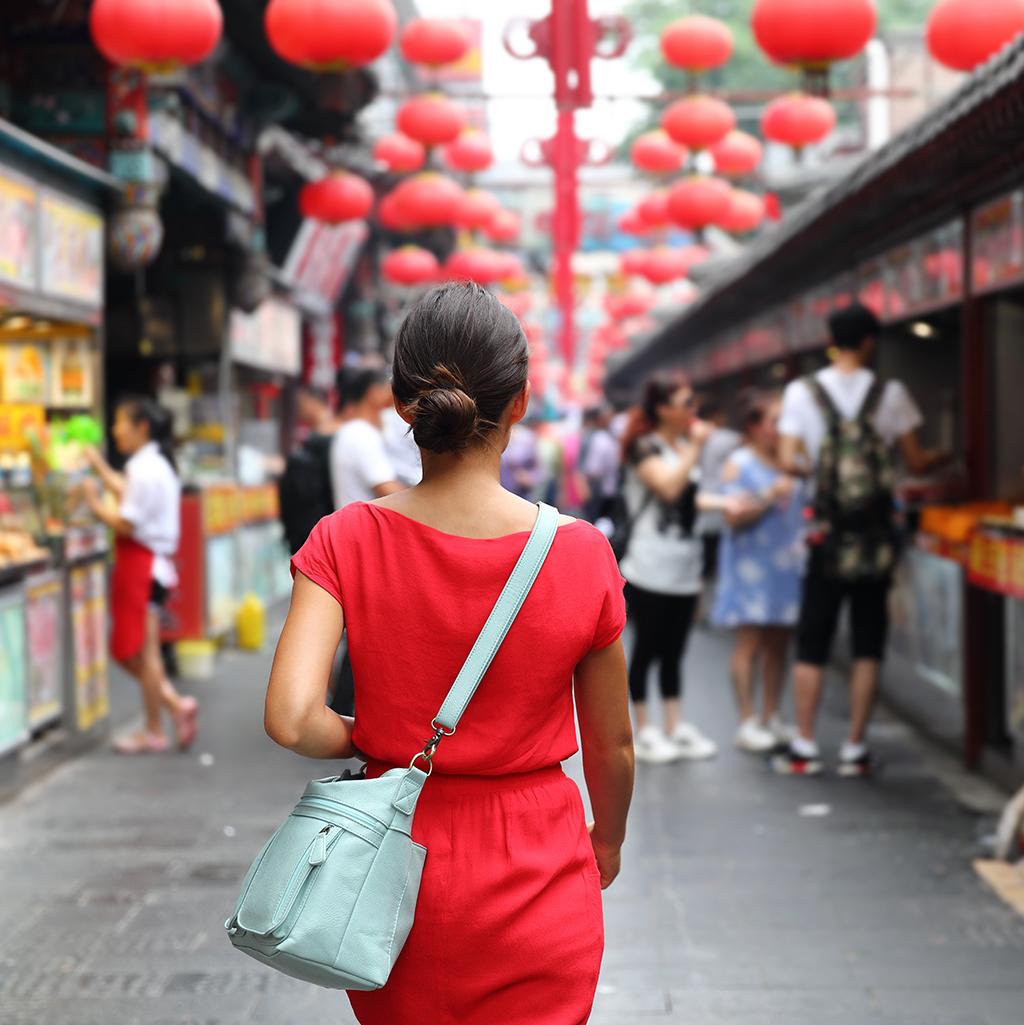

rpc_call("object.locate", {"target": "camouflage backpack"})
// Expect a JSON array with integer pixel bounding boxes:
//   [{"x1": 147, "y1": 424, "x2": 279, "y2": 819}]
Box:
[{"x1": 806, "y1": 375, "x2": 897, "y2": 580}]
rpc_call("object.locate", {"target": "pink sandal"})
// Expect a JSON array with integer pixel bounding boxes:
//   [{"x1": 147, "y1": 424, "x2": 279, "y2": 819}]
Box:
[
  {"x1": 174, "y1": 696, "x2": 199, "y2": 750},
  {"x1": 113, "y1": 731, "x2": 170, "y2": 755}
]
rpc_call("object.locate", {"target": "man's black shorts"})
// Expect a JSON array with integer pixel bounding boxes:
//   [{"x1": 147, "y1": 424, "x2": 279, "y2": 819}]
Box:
[{"x1": 795, "y1": 553, "x2": 891, "y2": 666}]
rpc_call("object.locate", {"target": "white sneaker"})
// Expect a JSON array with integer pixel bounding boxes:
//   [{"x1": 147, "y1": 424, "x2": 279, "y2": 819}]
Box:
[
  {"x1": 735, "y1": 717, "x2": 777, "y2": 753},
  {"x1": 634, "y1": 725, "x2": 684, "y2": 764},
  {"x1": 670, "y1": 721, "x2": 718, "y2": 760},
  {"x1": 767, "y1": 717, "x2": 793, "y2": 746}
]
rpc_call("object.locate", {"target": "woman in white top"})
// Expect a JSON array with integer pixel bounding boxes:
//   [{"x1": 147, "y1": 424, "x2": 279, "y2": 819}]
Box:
[
  {"x1": 78, "y1": 396, "x2": 197, "y2": 754},
  {"x1": 619, "y1": 373, "x2": 721, "y2": 765}
]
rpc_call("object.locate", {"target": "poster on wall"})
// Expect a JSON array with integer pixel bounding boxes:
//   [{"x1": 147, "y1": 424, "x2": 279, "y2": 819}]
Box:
[
  {"x1": 25, "y1": 572, "x2": 63, "y2": 729},
  {"x1": 0, "y1": 170, "x2": 37, "y2": 290},
  {"x1": 39, "y1": 191, "x2": 103, "y2": 308},
  {"x1": 3, "y1": 344, "x2": 50, "y2": 403},
  {"x1": 50, "y1": 338, "x2": 94, "y2": 408},
  {"x1": 71, "y1": 563, "x2": 108, "y2": 732},
  {"x1": 0, "y1": 586, "x2": 28, "y2": 756}
]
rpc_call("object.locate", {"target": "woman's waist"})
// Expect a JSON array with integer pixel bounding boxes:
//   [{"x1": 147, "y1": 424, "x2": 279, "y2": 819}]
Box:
[{"x1": 365, "y1": 758, "x2": 566, "y2": 796}]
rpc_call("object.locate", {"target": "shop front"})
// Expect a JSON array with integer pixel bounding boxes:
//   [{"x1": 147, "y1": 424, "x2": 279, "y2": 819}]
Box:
[
  {"x1": 607, "y1": 39, "x2": 1024, "y2": 784},
  {"x1": 0, "y1": 133, "x2": 115, "y2": 773}
]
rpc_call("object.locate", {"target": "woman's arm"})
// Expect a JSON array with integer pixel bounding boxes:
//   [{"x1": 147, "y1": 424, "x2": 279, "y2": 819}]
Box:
[
  {"x1": 85, "y1": 446, "x2": 127, "y2": 500},
  {"x1": 76, "y1": 478, "x2": 134, "y2": 536},
  {"x1": 574, "y1": 638, "x2": 634, "y2": 888},
  {"x1": 634, "y1": 435, "x2": 706, "y2": 505},
  {"x1": 265, "y1": 572, "x2": 357, "y2": 759}
]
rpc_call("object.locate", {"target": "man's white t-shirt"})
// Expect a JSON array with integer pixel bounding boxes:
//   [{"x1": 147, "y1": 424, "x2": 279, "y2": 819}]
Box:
[
  {"x1": 120, "y1": 441, "x2": 181, "y2": 587},
  {"x1": 330, "y1": 418, "x2": 397, "y2": 509},
  {"x1": 778, "y1": 367, "x2": 923, "y2": 467}
]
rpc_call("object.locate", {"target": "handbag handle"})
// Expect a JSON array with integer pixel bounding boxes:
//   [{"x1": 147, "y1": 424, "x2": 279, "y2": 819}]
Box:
[{"x1": 413, "y1": 502, "x2": 560, "y2": 767}]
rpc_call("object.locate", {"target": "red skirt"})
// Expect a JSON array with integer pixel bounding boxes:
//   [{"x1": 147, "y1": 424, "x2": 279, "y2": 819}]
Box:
[
  {"x1": 350, "y1": 762, "x2": 604, "y2": 1025},
  {"x1": 110, "y1": 535, "x2": 154, "y2": 663}
]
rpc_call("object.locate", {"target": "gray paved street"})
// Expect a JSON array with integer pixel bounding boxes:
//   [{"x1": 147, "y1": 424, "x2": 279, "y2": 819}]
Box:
[{"x1": 2, "y1": 623, "x2": 1023, "y2": 1025}]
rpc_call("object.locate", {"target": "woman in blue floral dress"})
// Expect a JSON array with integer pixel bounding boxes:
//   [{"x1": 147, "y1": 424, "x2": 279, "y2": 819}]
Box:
[{"x1": 712, "y1": 393, "x2": 805, "y2": 754}]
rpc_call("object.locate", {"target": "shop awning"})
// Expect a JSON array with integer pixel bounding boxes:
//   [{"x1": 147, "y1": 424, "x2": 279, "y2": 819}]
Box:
[{"x1": 608, "y1": 34, "x2": 1024, "y2": 397}]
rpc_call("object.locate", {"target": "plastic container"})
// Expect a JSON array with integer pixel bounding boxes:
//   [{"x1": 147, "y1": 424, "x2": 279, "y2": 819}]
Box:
[
  {"x1": 176, "y1": 640, "x2": 217, "y2": 680},
  {"x1": 236, "y1": 593, "x2": 266, "y2": 651}
]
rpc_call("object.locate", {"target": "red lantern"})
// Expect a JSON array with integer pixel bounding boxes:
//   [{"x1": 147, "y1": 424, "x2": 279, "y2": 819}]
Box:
[
  {"x1": 637, "y1": 191, "x2": 672, "y2": 229},
  {"x1": 660, "y1": 15, "x2": 734, "y2": 71},
  {"x1": 392, "y1": 173, "x2": 464, "y2": 228},
  {"x1": 456, "y1": 189, "x2": 502, "y2": 231},
  {"x1": 643, "y1": 245, "x2": 710, "y2": 284},
  {"x1": 709, "y1": 131, "x2": 764, "y2": 177},
  {"x1": 604, "y1": 292, "x2": 653, "y2": 320},
  {"x1": 299, "y1": 172, "x2": 374, "y2": 224},
  {"x1": 666, "y1": 176, "x2": 732, "y2": 231},
  {"x1": 618, "y1": 209, "x2": 650, "y2": 236},
  {"x1": 372, "y1": 133, "x2": 426, "y2": 174},
  {"x1": 493, "y1": 252, "x2": 525, "y2": 282},
  {"x1": 620, "y1": 250, "x2": 651, "y2": 277},
  {"x1": 397, "y1": 93, "x2": 467, "y2": 147},
  {"x1": 265, "y1": 0, "x2": 397, "y2": 70},
  {"x1": 484, "y1": 209, "x2": 522, "y2": 244},
  {"x1": 761, "y1": 94, "x2": 836, "y2": 150},
  {"x1": 444, "y1": 248, "x2": 502, "y2": 284},
  {"x1": 382, "y1": 246, "x2": 440, "y2": 286},
  {"x1": 377, "y1": 191, "x2": 414, "y2": 232},
  {"x1": 399, "y1": 18, "x2": 470, "y2": 66},
  {"x1": 90, "y1": 0, "x2": 222, "y2": 71},
  {"x1": 927, "y1": 0, "x2": 1024, "y2": 71},
  {"x1": 631, "y1": 130, "x2": 689, "y2": 175},
  {"x1": 752, "y1": 0, "x2": 876, "y2": 68},
  {"x1": 721, "y1": 190, "x2": 766, "y2": 234},
  {"x1": 662, "y1": 96, "x2": 736, "y2": 151},
  {"x1": 443, "y1": 131, "x2": 495, "y2": 173}
]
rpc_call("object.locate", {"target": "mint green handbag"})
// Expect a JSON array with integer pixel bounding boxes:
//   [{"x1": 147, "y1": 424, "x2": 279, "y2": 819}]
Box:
[{"x1": 225, "y1": 503, "x2": 560, "y2": 990}]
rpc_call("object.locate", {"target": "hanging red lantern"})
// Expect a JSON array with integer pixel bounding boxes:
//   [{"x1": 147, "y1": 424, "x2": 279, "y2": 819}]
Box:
[
  {"x1": 662, "y1": 96, "x2": 736, "y2": 151},
  {"x1": 443, "y1": 130, "x2": 495, "y2": 173},
  {"x1": 493, "y1": 252, "x2": 526, "y2": 282},
  {"x1": 382, "y1": 246, "x2": 440, "y2": 286},
  {"x1": 456, "y1": 189, "x2": 502, "y2": 231},
  {"x1": 90, "y1": 0, "x2": 222, "y2": 71},
  {"x1": 372, "y1": 133, "x2": 426, "y2": 174},
  {"x1": 392, "y1": 173, "x2": 464, "y2": 228},
  {"x1": 637, "y1": 191, "x2": 672, "y2": 229},
  {"x1": 721, "y1": 190, "x2": 766, "y2": 234},
  {"x1": 484, "y1": 209, "x2": 522, "y2": 244},
  {"x1": 604, "y1": 292, "x2": 654, "y2": 320},
  {"x1": 377, "y1": 191, "x2": 415, "y2": 232},
  {"x1": 397, "y1": 93, "x2": 467, "y2": 147},
  {"x1": 666, "y1": 176, "x2": 733, "y2": 231},
  {"x1": 752, "y1": 0, "x2": 876, "y2": 69},
  {"x1": 660, "y1": 15, "x2": 734, "y2": 72},
  {"x1": 618, "y1": 209, "x2": 650, "y2": 236},
  {"x1": 643, "y1": 245, "x2": 711, "y2": 284},
  {"x1": 620, "y1": 250, "x2": 651, "y2": 277},
  {"x1": 444, "y1": 248, "x2": 503, "y2": 284},
  {"x1": 631, "y1": 131, "x2": 689, "y2": 175},
  {"x1": 709, "y1": 131, "x2": 764, "y2": 177},
  {"x1": 265, "y1": 0, "x2": 397, "y2": 70},
  {"x1": 299, "y1": 172, "x2": 374, "y2": 224},
  {"x1": 927, "y1": 0, "x2": 1024, "y2": 71},
  {"x1": 399, "y1": 18, "x2": 470, "y2": 66},
  {"x1": 761, "y1": 94, "x2": 836, "y2": 150}
]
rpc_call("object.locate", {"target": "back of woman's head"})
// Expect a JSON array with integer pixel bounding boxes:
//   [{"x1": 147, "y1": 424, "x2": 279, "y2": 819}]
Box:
[
  {"x1": 117, "y1": 394, "x2": 177, "y2": 473},
  {"x1": 392, "y1": 282, "x2": 529, "y2": 454}
]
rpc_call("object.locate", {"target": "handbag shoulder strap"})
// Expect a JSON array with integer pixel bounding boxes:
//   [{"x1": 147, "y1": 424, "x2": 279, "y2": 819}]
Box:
[{"x1": 430, "y1": 502, "x2": 560, "y2": 737}]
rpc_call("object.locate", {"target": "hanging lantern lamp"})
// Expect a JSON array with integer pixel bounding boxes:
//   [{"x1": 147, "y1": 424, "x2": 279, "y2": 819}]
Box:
[
  {"x1": 400, "y1": 18, "x2": 470, "y2": 66},
  {"x1": 751, "y1": 0, "x2": 876, "y2": 69},
  {"x1": 709, "y1": 131, "x2": 764, "y2": 177},
  {"x1": 299, "y1": 172, "x2": 374, "y2": 224},
  {"x1": 660, "y1": 15, "x2": 734, "y2": 72},
  {"x1": 443, "y1": 130, "x2": 495, "y2": 173},
  {"x1": 382, "y1": 246, "x2": 440, "y2": 286},
  {"x1": 397, "y1": 94, "x2": 467, "y2": 147},
  {"x1": 90, "y1": 0, "x2": 222, "y2": 71},
  {"x1": 391, "y1": 173, "x2": 464, "y2": 228},
  {"x1": 662, "y1": 95, "x2": 736, "y2": 151},
  {"x1": 372, "y1": 133, "x2": 426, "y2": 174},
  {"x1": 666, "y1": 176, "x2": 733, "y2": 231},
  {"x1": 265, "y1": 0, "x2": 397, "y2": 70},
  {"x1": 761, "y1": 94, "x2": 836, "y2": 150},
  {"x1": 631, "y1": 131, "x2": 689, "y2": 175},
  {"x1": 456, "y1": 189, "x2": 503, "y2": 232},
  {"x1": 927, "y1": 0, "x2": 1024, "y2": 72}
]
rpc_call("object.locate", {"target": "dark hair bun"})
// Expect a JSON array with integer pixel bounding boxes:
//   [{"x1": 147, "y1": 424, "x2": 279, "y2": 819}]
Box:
[{"x1": 412, "y1": 384, "x2": 480, "y2": 453}]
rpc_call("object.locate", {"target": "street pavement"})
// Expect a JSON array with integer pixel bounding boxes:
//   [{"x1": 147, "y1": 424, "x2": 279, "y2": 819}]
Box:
[{"x1": 1, "y1": 621, "x2": 1023, "y2": 1025}]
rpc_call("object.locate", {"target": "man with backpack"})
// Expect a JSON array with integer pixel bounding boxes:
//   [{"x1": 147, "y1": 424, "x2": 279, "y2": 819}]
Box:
[
  {"x1": 773, "y1": 303, "x2": 947, "y2": 777},
  {"x1": 279, "y1": 385, "x2": 337, "y2": 556}
]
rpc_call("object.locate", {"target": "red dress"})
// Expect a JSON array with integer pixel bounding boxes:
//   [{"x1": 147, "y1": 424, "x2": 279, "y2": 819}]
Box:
[{"x1": 291, "y1": 502, "x2": 626, "y2": 1025}]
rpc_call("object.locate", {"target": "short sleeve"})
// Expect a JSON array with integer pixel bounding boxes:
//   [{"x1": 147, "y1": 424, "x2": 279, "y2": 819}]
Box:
[
  {"x1": 119, "y1": 472, "x2": 145, "y2": 526},
  {"x1": 356, "y1": 427, "x2": 397, "y2": 492},
  {"x1": 290, "y1": 515, "x2": 343, "y2": 606},
  {"x1": 589, "y1": 532, "x2": 627, "y2": 651},
  {"x1": 877, "y1": 380, "x2": 923, "y2": 443},
  {"x1": 778, "y1": 379, "x2": 810, "y2": 441},
  {"x1": 627, "y1": 435, "x2": 661, "y2": 468}
]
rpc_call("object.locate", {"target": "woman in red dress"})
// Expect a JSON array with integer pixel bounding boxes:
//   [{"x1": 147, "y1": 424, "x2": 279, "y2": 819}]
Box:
[{"x1": 265, "y1": 282, "x2": 635, "y2": 1025}]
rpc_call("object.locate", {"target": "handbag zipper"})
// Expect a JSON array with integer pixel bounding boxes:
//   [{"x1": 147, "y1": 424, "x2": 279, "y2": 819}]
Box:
[{"x1": 295, "y1": 798, "x2": 387, "y2": 836}]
